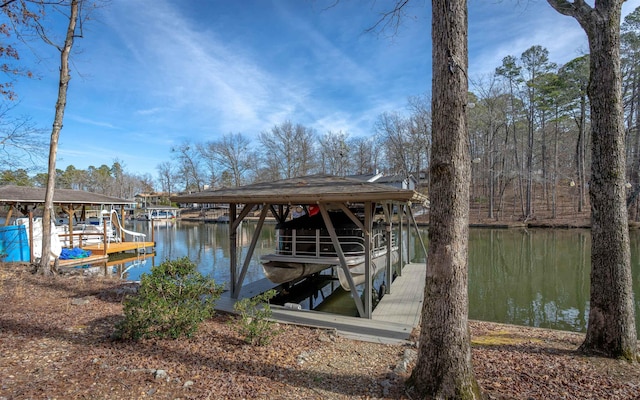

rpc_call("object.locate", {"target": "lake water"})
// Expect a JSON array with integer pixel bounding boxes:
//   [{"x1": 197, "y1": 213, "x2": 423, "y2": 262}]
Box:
[{"x1": 115, "y1": 221, "x2": 640, "y2": 333}]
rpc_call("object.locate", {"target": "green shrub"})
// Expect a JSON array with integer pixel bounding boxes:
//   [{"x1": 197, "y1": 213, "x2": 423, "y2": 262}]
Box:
[
  {"x1": 233, "y1": 289, "x2": 279, "y2": 346},
  {"x1": 114, "y1": 257, "x2": 223, "y2": 340}
]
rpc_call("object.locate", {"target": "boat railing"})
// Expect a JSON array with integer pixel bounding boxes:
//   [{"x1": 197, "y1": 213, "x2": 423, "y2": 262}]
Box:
[
  {"x1": 56, "y1": 224, "x2": 112, "y2": 247},
  {"x1": 108, "y1": 210, "x2": 146, "y2": 243},
  {"x1": 275, "y1": 229, "x2": 395, "y2": 258}
]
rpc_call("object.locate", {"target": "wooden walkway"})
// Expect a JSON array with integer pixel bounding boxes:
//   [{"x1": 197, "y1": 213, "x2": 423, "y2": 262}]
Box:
[
  {"x1": 216, "y1": 262, "x2": 426, "y2": 344},
  {"x1": 56, "y1": 243, "x2": 155, "y2": 271},
  {"x1": 57, "y1": 254, "x2": 108, "y2": 268},
  {"x1": 372, "y1": 262, "x2": 425, "y2": 327},
  {"x1": 83, "y1": 241, "x2": 155, "y2": 256}
]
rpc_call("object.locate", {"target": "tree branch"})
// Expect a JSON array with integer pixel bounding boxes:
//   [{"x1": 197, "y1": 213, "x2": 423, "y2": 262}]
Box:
[
  {"x1": 364, "y1": 0, "x2": 411, "y2": 37},
  {"x1": 546, "y1": 0, "x2": 592, "y2": 26}
]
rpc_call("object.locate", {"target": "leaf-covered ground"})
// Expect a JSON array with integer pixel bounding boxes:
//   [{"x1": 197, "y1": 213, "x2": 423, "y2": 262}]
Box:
[{"x1": 1, "y1": 263, "x2": 639, "y2": 399}]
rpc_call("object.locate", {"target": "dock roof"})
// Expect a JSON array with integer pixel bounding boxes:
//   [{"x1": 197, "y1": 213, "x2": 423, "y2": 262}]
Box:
[
  {"x1": 172, "y1": 174, "x2": 428, "y2": 205},
  {"x1": 0, "y1": 185, "x2": 133, "y2": 206}
]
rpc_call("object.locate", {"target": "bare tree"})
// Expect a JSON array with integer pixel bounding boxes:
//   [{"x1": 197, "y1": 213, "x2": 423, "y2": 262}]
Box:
[
  {"x1": 37, "y1": 0, "x2": 80, "y2": 275},
  {"x1": 171, "y1": 140, "x2": 205, "y2": 191},
  {"x1": 156, "y1": 161, "x2": 179, "y2": 195},
  {"x1": 621, "y1": 9, "x2": 640, "y2": 217},
  {"x1": 0, "y1": 0, "x2": 37, "y2": 100},
  {"x1": 348, "y1": 135, "x2": 379, "y2": 175},
  {"x1": 318, "y1": 130, "x2": 350, "y2": 176},
  {"x1": 547, "y1": 0, "x2": 638, "y2": 360},
  {"x1": 469, "y1": 74, "x2": 513, "y2": 219},
  {"x1": 199, "y1": 132, "x2": 253, "y2": 187},
  {"x1": 407, "y1": 94, "x2": 431, "y2": 186},
  {"x1": 377, "y1": 112, "x2": 409, "y2": 174},
  {"x1": 134, "y1": 172, "x2": 155, "y2": 194},
  {"x1": 259, "y1": 121, "x2": 318, "y2": 179},
  {"x1": 496, "y1": 55, "x2": 527, "y2": 217},
  {"x1": 559, "y1": 55, "x2": 590, "y2": 213},
  {"x1": 521, "y1": 45, "x2": 556, "y2": 217},
  {"x1": 0, "y1": 103, "x2": 46, "y2": 170}
]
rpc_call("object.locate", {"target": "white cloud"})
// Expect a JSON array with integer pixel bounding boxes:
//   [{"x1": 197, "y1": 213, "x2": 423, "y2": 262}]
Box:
[
  {"x1": 68, "y1": 115, "x2": 118, "y2": 129},
  {"x1": 45, "y1": 0, "x2": 640, "y2": 177},
  {"x1": 135, "y1": 107, "x2": 166, "y2": 116}
]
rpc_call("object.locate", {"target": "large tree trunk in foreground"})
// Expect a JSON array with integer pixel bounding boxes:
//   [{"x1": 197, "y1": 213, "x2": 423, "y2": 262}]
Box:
[
  {"x1": 409, "y1": 0, "x2": 481, "y2": 397},
  {"x1": 547, "y1": 0, "x2": 637, "y2": 360},
  {"x1": 36, "y1": 0, "x2": 79, "y2": 275}
]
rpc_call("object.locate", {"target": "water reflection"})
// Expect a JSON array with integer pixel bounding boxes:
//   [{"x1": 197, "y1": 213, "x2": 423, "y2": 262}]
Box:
[
  {"x1": 122, "y1": 220, "x2": 276, "y2": 285},
  {"x1": 467, "y1": 229, "x2": 591, "y2": 332},
  {"x1": 118, "y1": 221, "x2": 640, "y2": 334}
]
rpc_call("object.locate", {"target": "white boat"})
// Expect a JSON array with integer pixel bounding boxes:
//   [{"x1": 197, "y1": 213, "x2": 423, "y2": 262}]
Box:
[
  {"x1": 14, "y1": 218, "x2": 62, "y2": 261},
  {"x1": 136, "y1": 208, "x2": 178, "y2": 221},
  {"x1": 149, "y1": 210, "x2": 176, "y2": 220},
  {"x1": 54, "y1": 209, "x2": 146, "y2": 247},
  {"x1": 260, "y1": 209, "x2": 396, "y2": 291},
  {"x1": 55, "y1": 219, "x2": 115, "y2": 246},
  {"x1": 336, "y1": 245, "x2": 399, "y2": 291},
  {"x1": 215, "y1": 213, "x2": 230, "y2": 223}
]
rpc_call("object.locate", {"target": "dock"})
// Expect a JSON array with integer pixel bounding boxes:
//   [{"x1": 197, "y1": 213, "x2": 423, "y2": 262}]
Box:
[
  {"x1": 372, "y1": 262, "x2": 425, "y2": 327},
  {"x1": 83, "y1": 241, "x2": 155, "y2": 256},
  {"x1": 57, "y1": 254, "x2": 108, "y2": 268},
  {"x1": 216, "y1": 262, "x2": 426, "y2": 344}
]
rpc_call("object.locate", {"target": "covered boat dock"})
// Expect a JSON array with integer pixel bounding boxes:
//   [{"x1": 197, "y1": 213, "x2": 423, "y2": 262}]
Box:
[
  {"x1": 0, "y1": 185, "x2": 155, "y2": 263},
  {"x1": 173, "y1": 174, "x2": 428, "y2": 320}
]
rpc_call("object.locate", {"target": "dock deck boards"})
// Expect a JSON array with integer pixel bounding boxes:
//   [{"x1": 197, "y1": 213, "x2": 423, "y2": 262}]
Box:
[
  {"x1": 372, "y1": 262, "x2": 425, "y2": 327},
  {"x1": 57, "y1": 254, "x2": 108, "y2": 268},
  {"x1": 216, "y1": 262, "x2": 426, "y2": 344},
  {"x1": 83, "y1": 241, "x2": 155, "y2": 256}
]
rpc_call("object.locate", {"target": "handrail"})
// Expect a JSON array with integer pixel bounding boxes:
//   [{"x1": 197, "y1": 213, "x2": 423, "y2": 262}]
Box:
[
  {"x1": 56, "y1": 224, "x2": 106, "y2": 247},
  {"x1": 108, "y1": 210, "x2": 146, "y2": 242},
  {"x1": 275, "y1": 228, "x2": 395, "y2": 258}
]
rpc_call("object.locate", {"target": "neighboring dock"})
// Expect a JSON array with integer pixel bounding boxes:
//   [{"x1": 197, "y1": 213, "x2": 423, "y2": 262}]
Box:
[
  {"x1": 216, "y1": 262, "x2": 426, "y2": 344},
  {"x1": 83, "y1": 240, "x2": 155, "y2": 256}
]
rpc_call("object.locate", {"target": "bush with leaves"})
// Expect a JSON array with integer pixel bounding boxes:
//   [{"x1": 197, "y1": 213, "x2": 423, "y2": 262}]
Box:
[
  {"x1": 114, "y1": 257, "x2": 223, "y2": 340},
  {"x1": 233, "y1": 289, "x2": 279, "y2": 346}
]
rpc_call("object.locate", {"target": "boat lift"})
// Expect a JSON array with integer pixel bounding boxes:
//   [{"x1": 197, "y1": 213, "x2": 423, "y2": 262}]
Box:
[{"x1": 172, "y1": 175, "x2": 428, "y2": 319}]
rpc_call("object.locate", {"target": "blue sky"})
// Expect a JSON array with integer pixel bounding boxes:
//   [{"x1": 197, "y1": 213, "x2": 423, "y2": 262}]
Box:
[{"x1": 10, "y1": 0, "x2": 640, "y2": 179}]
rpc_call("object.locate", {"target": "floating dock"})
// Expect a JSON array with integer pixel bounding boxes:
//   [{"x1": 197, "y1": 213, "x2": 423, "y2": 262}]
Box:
[
  {"x1": 57, "y1": 254, "x2": 109, "y2": 269},
  {"x1": 83, "y1": 241, "x2": 155, "y2": 256}
]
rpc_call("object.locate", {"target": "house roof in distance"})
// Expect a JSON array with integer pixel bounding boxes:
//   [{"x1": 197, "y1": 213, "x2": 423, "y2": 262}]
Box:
[
  {"x1": 0, "y1": 185, "x2": 133, "y2": 206},
  {"x1": 172, "y1": 174, "x2": 428, "y2": 205}
]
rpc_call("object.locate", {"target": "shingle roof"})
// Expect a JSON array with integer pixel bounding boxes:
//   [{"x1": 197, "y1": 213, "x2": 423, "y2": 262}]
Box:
[
  {"x1": 172, "y1": 174, "x2": 428, "y2": 205},
  {"x1": 0, "y1": 185, "x2": 133, "y2": 206}
]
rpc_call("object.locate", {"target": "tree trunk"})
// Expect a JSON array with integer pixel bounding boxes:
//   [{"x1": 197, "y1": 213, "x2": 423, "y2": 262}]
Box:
[
  {"x1": 581, "y1": 3, "x2": 637, "y2": 359},
  {"x1": 409, "y1": 0, "x2": 481, "y2": 397},
  {"x1": 488, "y1": 126, "x2": 497, "y2": 219},
  {"x1": 542, "y1": 113, "x2": 549, "y2": 212},
  {"x1": 552, "y1": 107, "x2": 559, "y2": 219},
  {"x1": 576, "y1": 94, "x2": 587, "y2": 212},
  {"x1": 526, "y1": 112, "x2": 534, "y2": 218},
  {"x1": 629, "y1": 71, "x2": 640, "y2": 220},
  {"x1": 548, "y1": 0, "x2": 638, "y2": 360},
  {"x1": 35, "y1": 0, "x2": 79, "y2": 275}
]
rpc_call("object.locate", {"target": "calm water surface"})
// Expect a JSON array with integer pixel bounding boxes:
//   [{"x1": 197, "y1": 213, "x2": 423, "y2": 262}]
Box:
[{"x1": 119, "y1": 220, "x2": 640, "y2": 333}]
